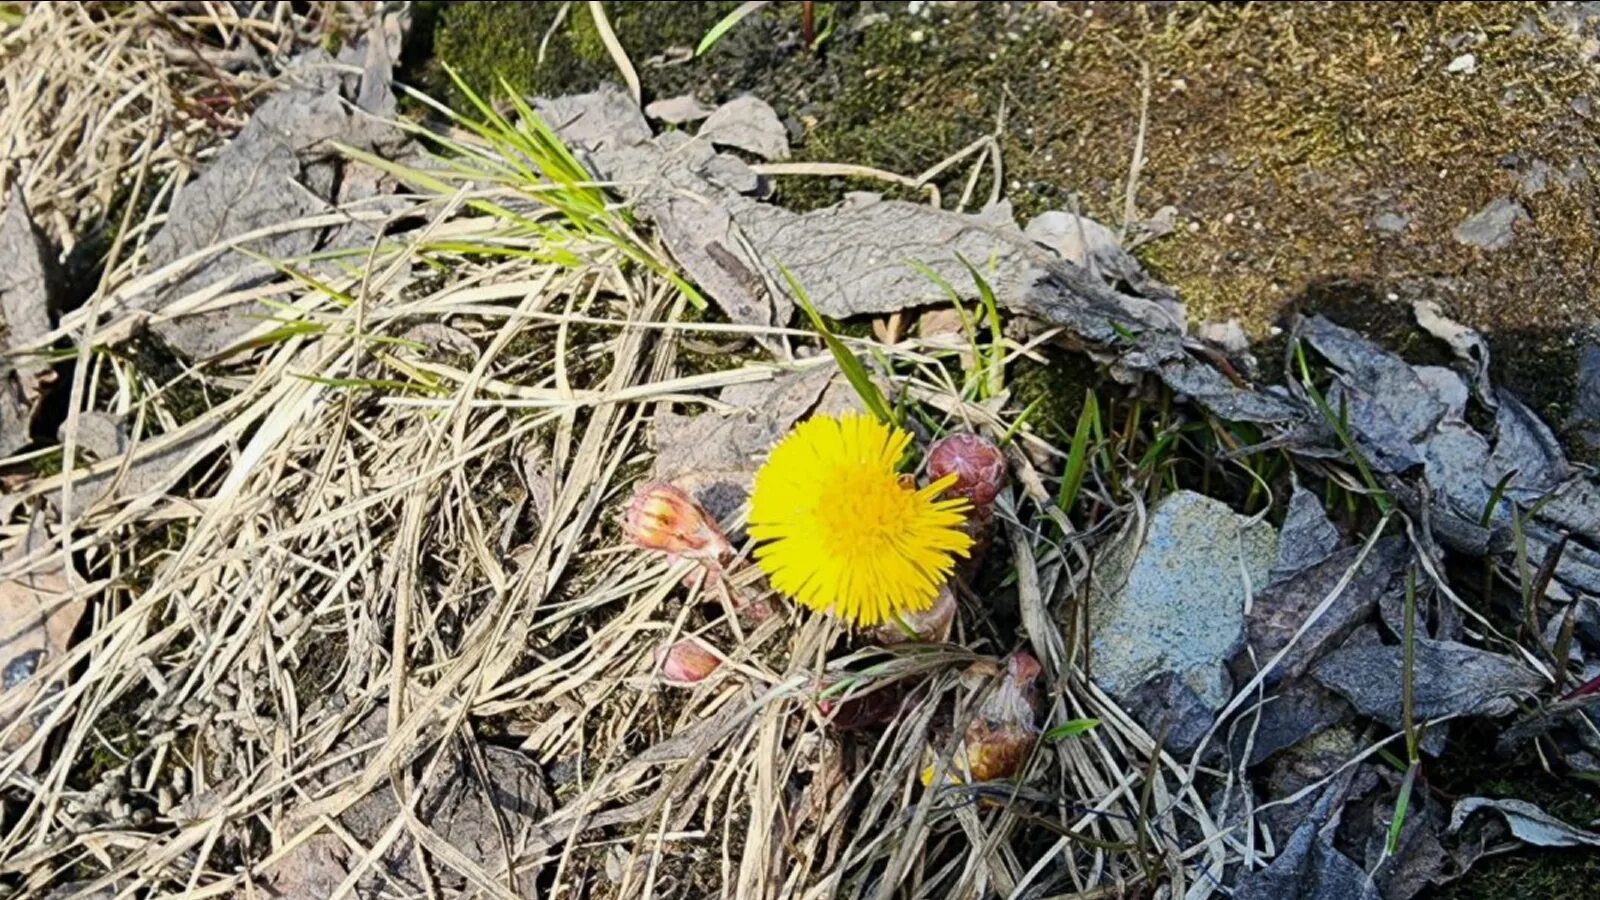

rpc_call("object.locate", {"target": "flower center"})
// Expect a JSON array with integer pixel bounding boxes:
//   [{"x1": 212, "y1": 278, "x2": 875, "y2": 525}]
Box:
[{"x1": 811, "y1": 464, "x2": 916, "y2": 557}]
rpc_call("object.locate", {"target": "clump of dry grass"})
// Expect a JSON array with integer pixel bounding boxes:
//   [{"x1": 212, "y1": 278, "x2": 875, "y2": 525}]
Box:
[
  {"x1": 0, "y1": 24, "x2": 1322, "y2": 900},
  {"x1": 0, "y1": 1, "x2": 359, "y2": 251}
]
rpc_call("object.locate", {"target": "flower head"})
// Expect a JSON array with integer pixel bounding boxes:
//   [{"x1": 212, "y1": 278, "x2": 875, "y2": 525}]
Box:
[
  {"x1": 622, "y1": 482, "x2": 732, "y2": 563},
  {"x1": 747, "y1": 412, "x2": 972, "y2": 627}
]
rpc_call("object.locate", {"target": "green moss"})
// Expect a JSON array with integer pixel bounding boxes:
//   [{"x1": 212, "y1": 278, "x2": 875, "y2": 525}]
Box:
[
  {"x1": 1008, "y1": 350, "x2": 1100, "y2": 447},
  {"x1": 1430, "y1": 719, "x2": 1600, "y2": 899},
  {"x1": 425, "y1": 1, "x2": 746, "y2": 105}
]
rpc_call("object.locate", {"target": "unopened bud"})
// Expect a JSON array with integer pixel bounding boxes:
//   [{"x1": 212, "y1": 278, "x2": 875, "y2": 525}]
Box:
[
  {"x1": 655, "y1": 637, "x2": 722, "y2": 685},
  {"x1": 927, "y1": 432, "x2": 1007, "y2": 511},
  {"x1": 622, "y1": 483, "x2": 733, "y2": 563},
  {"x1": 871, "y1": 584, "x2": 957, "y2": 644}
]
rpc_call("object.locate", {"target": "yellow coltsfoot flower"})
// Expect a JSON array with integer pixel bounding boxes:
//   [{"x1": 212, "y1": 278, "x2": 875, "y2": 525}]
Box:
[{"x1": 747, "y1": 412, "x2": 971, "y2": 627}]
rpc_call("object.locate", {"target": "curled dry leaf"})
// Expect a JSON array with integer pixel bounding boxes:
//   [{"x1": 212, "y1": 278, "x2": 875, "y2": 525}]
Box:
[{"x1": 925, "y1": 651, "x2": 1042, "y2": 784}]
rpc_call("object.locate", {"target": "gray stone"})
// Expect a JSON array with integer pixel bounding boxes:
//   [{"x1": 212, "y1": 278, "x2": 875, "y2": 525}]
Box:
[
  {"x1": 1087, "y1": 491, "x2": 1279, "y2": 747},
  {"x1": 1371, "y1": 211, "x2": 1410, "y2": 233},
  {"x1": 1451, "y1": 197, "x2": 1528, "y2": 250}
]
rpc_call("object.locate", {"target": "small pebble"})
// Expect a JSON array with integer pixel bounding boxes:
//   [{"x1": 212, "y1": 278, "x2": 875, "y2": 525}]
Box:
[{"x1": 1446, "y1": 53, "x2": 1477, "y2": 74}]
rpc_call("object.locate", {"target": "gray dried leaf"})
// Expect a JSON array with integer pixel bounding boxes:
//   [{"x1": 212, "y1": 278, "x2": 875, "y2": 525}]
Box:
[
  {"x1": 1235, "y1": 769, "x2": 1382, "y2": 900},
  {"x1": 267, "y1": 707, "x2": 552, "y2": 897},
  {"x1": 1023, "y1": 210, "x2": 1135, "y2": 281},
  {"x1": 1312, "y1": 627, "x2": 1545, "y2": 733},
  {"x1": 1303, "y1": 315, "x2": 1448, "y2": 473},
  {"x1": 1413, "y1": 365, "x2": 1470, "y2": 424},
  {"x1": 548, "y1": 87, "x2": 1185, "y2": 341},
  {"x1": 1448, "y1": 796, "x2": 1600, "y2": 848},
  {"x1": 0, "y1": 184, "x2": 56, "y2": 353},
  {"x1": 1272, "y1": 485, "x2": 1343, "y2": 581},
  {"x1": 1412, "y1": 300, "x2": 1490, "y2": 397},
  {"x1": 698, "y1": 94, "x2": 790, "y2": 160},
  {"x1": 645, "y1": 93, "x2": 716, "y2": 124},
  {"x1": 138, "y1": 43, "x2": 405, "y2": 359},
  {"x1": 1489, "y1": 388, "x2": 1569, "y2": 497},
  {"x1": 1566, "y1": 338, "x2": 1600, "y2": 448},
  {"x1": 48, "y1": 413, "x2": 220, "y2": 517},
  {"x1": 649, "y1": 367, "x2": 863, "y2": 523},
  {"x1": 1, "y1": 366, "x2": 30, "y2": 457},
  {"x1": 1245, "y1": 539, "x2": 1408, "y2": 687},
  {"x1": 1229, "y1": 677, "x2": 1352, "y2": 767}
]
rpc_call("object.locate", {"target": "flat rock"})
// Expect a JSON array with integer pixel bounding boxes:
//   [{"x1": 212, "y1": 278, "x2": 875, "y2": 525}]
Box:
[
  {"x1": 1451, "y1": 197, "x2": 1528, "y2": 250},
  {"x1": 1371, "y1": 211, "x2": 1410, "y2": 233},
  {"x1": 1087, "y1": 490, "x2": 1279, "y2": 750}
]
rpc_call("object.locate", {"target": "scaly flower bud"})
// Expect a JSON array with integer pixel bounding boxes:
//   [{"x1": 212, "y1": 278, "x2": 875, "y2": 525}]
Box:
[
  {"x1": 926, "y1": 433, "x2": 1006, "y2": 569},
  {"x1": 622, "y1": 482, "x2": 733, "y2": 563},
  {"x1": 926, "y1": 432, "x2": 1007, "y2": 511},
  {"x1": 655, "y1": 637, "x2": 723, "y2": 685},
  {"x1": 871, "y1": 583, "x2": 957, "y2": 644}
]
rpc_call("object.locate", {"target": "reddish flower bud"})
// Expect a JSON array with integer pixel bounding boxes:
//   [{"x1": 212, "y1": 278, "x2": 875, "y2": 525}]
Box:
[
  {"x1": 622, "y1": 483, "x2": 733, "y2": 563},
  {"x1": 926, "y1": 432, "x2": 1008, "y2": 511},
  {"x1": 871, "y1": 584, "x2": 957, "y2": 644},
  {"x1": 655, "y1": 637, "x2": 722, "y2": 685}
]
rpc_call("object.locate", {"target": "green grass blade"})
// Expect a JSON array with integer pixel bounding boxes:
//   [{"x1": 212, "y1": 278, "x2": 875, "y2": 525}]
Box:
[
  {"x1": 1058, "y1": 389, "x2": 1098, "y2": 514},
  {"x1": 1385, "y1": 762, "x2": 1419, "y2": 856},
  {"x1": 779, "y1": 265, "x2": 895, "y2": 426},
  {"x1": 956, "y1": 254, "x2": 1006, "y2": 399},
  {"x1": 696, "y1": 1, "x2": 771, "y2": 57},
  {"x1": 1044, "y1": 719, "x2": 1101, "y2": 741}
]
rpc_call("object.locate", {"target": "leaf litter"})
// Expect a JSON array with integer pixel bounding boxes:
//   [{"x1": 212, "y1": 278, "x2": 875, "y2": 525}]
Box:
[{"x1": 0, "y1": 14, "x2": 1596, "y2": 898}]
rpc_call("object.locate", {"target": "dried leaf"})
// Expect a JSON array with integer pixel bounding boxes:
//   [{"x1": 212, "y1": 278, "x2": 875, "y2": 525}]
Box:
[
  {"x1": 1, "y1": 521, "x2": 84, "y2": 768},
  {"x1": 1448, "y1": 796, "x2": 1600, "y2": 848},
  {"x1": 1312, "y1": 627, "x2": 1544, "y2": 734}
]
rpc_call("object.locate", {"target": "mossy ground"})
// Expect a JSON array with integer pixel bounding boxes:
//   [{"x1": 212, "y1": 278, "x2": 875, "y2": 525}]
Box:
[{"x1": 420, "y1": 0, "x2": 1598, "y2": 426}]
